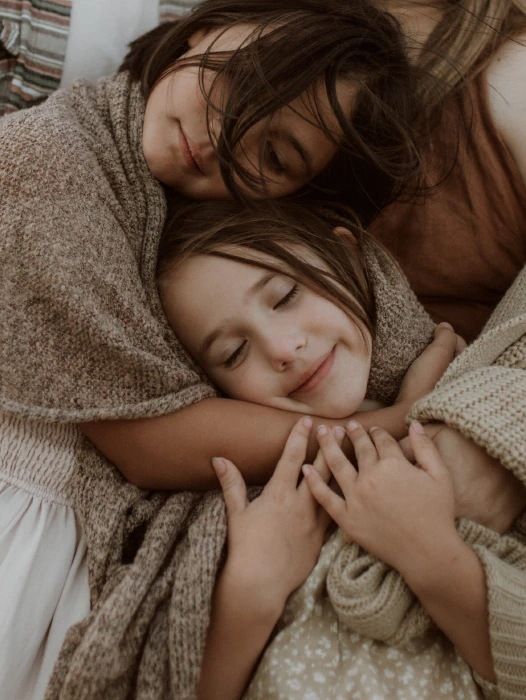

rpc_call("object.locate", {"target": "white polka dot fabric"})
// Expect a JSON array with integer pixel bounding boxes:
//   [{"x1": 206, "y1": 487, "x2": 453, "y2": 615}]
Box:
[{"x1": 244, "y1": 532, "x2": 483, "y2": 700}]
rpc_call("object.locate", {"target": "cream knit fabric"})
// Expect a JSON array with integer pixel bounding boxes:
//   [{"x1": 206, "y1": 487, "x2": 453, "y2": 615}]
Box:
[{"x1": 410, "y1": 265, "x2": 526, "y2": 699}]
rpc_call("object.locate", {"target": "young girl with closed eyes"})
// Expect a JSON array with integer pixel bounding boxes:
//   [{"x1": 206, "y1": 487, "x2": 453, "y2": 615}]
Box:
[{"x1": 155, "y1": 199, "x2": 514, "y2": 699}]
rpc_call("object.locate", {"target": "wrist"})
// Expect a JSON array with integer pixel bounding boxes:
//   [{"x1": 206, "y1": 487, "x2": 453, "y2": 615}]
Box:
[
  {"x1": 397, "y1": 528, "x2": 469, "y2": 594},
  {"x1": 220, "y1": 558, "x2": 289, "y2": 623}
]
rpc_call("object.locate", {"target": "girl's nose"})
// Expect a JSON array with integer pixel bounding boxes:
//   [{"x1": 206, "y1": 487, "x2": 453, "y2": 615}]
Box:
[{"x1": 266, "y1": 333, "x2": 306, "y2": 371}]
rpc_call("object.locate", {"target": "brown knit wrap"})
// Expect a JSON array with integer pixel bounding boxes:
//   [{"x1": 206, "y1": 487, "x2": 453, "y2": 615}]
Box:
[
  {"x1": 1, "y1": 71, "x2": 438, "y2": 699},
  {"x1": 0, "y1": 71, "x2": 216, "y2": 422}
]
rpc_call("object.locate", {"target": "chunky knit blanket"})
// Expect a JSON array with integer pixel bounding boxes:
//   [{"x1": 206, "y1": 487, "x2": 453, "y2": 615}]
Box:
[
  {"x1": 246, "y1": 265, "x2": 526, "y2": 700},
  {"x1": 0, "y1": 70, "x2": 435, "y2": 699}
]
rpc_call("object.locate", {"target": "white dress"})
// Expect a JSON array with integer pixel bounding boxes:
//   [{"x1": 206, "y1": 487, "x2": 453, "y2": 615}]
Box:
[{"x1": 0, "y1": 412, "x2": 90, "y2": 700}]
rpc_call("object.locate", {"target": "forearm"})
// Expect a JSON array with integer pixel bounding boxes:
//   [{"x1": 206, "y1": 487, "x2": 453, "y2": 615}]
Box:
[
  {"x1": 197, "y1": 566, "x2": 283, "y2": 700},
  {"x1": 81, "y1": 397, "x2": 409, "y2": 490},
  {"x1": 401, "y1": 534, "x2": 496, "y2": 682}
]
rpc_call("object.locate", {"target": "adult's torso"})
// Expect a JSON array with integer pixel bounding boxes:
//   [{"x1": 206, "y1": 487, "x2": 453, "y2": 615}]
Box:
[{"x1": 370, "y1": 71, "x2": 526, "y2": 342}]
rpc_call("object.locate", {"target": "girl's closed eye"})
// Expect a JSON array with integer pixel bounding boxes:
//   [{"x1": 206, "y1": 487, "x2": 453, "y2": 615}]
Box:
[
  {"x1": 274, "y1": 284, "x2": 299, "y2": 310},
  {"x1": 266, "y1": 144, "x2": 286, "y2": 175},
  {"x1": 224, "y1": 340, "x2": 247, "y2": 369}
]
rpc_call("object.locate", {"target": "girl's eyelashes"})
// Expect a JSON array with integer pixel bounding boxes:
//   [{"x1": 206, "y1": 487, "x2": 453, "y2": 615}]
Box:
[
  {"x1": 221, "y1": 284, "x2": 299, "y2": 369},
  {"x1": 266, "y1": 143, "x2": 286, "y2": 175},
  {"x1": 273, "y1": 284, "x2": 299, "y2": 310},
  {"x1": 224, "y1": 340, "x2": 247, "y2": 369}
]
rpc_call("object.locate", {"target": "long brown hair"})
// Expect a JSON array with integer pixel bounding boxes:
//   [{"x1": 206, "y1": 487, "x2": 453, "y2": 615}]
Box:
[
  {"x1": 121, "y1": 0, "x2": 426, "y2": 223},
  {"x1": 417, "y1": 1, "x2": 526, "y2": 111},
  {"x1": 157, "y1": 199, "x2": 376, "y2": 339}
]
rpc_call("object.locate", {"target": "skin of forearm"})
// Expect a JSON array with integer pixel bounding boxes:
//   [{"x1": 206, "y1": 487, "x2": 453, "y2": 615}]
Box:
[
  {"x1": 197, "y1": 565, "x2": 284, "y2": 700},
  {"x1": 399, "y1": 534, "x2": 496, "y2": 682},
  {"x1": 80, "y1": 397, "x2": 409, "y2": 490}
]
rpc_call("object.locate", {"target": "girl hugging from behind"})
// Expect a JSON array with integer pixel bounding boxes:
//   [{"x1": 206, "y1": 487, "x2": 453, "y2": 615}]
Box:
[{"x1": 155, "y1": 199, "x2": 501, "y2": 700}]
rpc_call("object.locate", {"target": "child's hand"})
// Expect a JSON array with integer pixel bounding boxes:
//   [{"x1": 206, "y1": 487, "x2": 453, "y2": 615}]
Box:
[
  {"x1": 400, "y1": 422, "x2": 526, "y2": 533},
  {"x1": 396, "y1": 323, "x2": 465, "y2": 408},
  {"x1": 212, "y1": 417, "x2": 336, "y2": 614},
  {"x1": 303, "y1": 421, "x2": 458, "y2": 578}
]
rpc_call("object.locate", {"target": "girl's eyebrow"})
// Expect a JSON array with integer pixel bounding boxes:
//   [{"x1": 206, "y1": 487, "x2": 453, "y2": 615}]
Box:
[{"x1": 200, "y1": 271, "x2": 276, "y2": 357}]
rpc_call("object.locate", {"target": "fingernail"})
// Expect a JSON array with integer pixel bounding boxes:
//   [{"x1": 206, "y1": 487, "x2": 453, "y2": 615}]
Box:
[
  {"x1": 211, "y1": 457, "x2": 227, "y2": 475},
  {"x1": 317, "y1": 425, "x2": 328, "y2": 436},
  {"x1": 302, "y1": 464, "x2": 312, "y2": 476},
  {"x1": 369, "y1": 426, "x2": 379, "y2": 433},
  {"x1": 347, "y1": 420, "x2": 359, "y2": 431},
  {"x1": 333, "y1": 426, "x2": 346, "y2": 440},
  {"x1": 438, "y1": 322, "x2": 454, "y2": 331},
  {"x1": 302, "y1": 416, "x2": 313, "y2": 428},
  {"x1": 411, "y1": 421, "x2": 424, "y2": 434}
]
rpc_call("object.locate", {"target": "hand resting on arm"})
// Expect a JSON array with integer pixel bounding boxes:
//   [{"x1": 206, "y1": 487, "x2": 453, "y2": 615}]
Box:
[
  {"x1": 80, "y1": 324, "x2": 458, "y2": 490},
  {"x1": 197, "y1": 418, "x2": 337, "y2": 700},
  {"x1": 400, "y1": 423, "x2": 526, "y2": 533},
  {"x1": 304, "y1": 421, "x2": 497, "y2": 682}
]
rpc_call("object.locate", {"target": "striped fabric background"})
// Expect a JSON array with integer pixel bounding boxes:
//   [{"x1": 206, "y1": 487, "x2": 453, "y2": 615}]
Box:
[{"x1": 0, "y1": 0, "x2": 200, "y2": 115}]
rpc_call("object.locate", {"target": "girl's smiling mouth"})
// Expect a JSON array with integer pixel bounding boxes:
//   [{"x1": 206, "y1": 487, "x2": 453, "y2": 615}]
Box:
[
  {"x1": 178, "y1": 122, "x2": 205, "y2": 175},
  {"x1": 289, "y1": 346, "x2": 336, "y2": 396}
]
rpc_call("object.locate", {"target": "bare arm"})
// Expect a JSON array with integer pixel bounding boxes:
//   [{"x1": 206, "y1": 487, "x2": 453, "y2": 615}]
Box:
[
  {"x1": 81, "y1": 398, "x2": 406, "y2": 490},
  {"x1": 401, "y1": 530, "x2": 495, "y2": 681},
  {"x1": 197, "y1": 419, "x2": 333, "y2": 700},
  {"x1": 81, "y1": 323, "x2": 458, "y2": 490}
]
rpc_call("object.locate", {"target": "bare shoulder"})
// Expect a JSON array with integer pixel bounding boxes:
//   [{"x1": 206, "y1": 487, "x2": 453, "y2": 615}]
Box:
[{"x1": 485, "y1": 32, "x2": 526, "y2": 182}]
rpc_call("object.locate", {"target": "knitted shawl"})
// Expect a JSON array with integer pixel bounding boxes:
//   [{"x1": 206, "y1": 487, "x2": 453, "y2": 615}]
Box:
[{"x1": 0, "y1": 71, "x2": 434, "y2": 699}]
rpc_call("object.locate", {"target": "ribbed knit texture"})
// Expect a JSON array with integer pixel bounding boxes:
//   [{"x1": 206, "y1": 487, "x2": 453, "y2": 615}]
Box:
[
  {"x1": 410, "y1": 265, "x2": 526, "y2": 700},
  {"x1": 0, "y1": 413, "x2": 83, "y2": 505}
]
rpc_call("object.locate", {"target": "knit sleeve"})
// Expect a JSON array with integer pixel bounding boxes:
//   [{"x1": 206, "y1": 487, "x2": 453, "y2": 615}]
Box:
[
  {"x1": 407, "y1": 303, "x2": 526, "y2": 698},
  {"x1": 473, "y1": 545, "x2": 526, "y2": 700}
]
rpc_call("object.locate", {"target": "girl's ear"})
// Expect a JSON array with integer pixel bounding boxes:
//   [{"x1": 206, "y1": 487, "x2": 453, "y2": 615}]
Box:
[
  {"x1": 333, "y1": 226, "x2": 358, "y2": 245},
  {"x1": 187, "y1": 28, "x2": 211, "y2": 49}
]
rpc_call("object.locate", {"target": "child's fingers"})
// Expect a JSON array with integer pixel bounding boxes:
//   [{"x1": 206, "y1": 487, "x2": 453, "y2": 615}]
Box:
[
  {"x1": 368, "y1": 426, "x2": 404, "y2": 461},
  {"x1": 212, "y1": 457, "x2": 248, "y2": 515},
  {"x1": 428, "y1": 322, "x2": 458, "y2": 366},
  {"x1": 302, "y1": 463, "x2": 347, "y2": 524},
  {"x1": 455, "y1": 333, "x2": 467, "y2": 357},
  {"x1": 398, "y1": 435, "x2": 416, "y2": 462},
  {"x1": 316, "y1": 425, "x2": 357, "y2": 492},
  {"x1": 298, "y1": 426, "x2": 344, "y2": 499},
  {"x1": 409, "y1": 423, "x2": 449, "y2": 480},
  {"x1": 272, "y1": 416, "x2": 312, "y2": 488},
  {"x1": 346, "y1": 421, "x2": 378, "y2": 471},
  {"x1": 314, "y1": 426, "x2": 345, "y2": 482}
]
